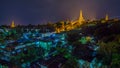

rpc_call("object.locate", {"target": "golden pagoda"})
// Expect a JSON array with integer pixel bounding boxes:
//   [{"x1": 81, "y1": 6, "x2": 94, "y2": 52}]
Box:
[
  {"x1": 105, "y1": 14, "x2": 109, "y2": 21},
  {"x1": 11, "y1": 20, "x2": 15, "y2": 28},
  {"x1": 78, "y1": 10, "x2": 85, "y2": 24}
]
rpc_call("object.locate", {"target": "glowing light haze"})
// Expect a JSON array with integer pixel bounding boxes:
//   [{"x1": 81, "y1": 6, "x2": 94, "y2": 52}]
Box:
[{"x1": 0, "y1": 0, "x2": 120, "y2": 25}]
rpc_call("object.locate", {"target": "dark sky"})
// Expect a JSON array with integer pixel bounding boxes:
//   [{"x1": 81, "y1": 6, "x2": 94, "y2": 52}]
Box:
[{"x1": 0, "y1": 0, "x2": 120, "y2": 25}]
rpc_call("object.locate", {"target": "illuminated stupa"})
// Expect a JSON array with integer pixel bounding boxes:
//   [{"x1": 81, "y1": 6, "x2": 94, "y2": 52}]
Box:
[
  {"x1": 11, "y1": 20, "x2": 15, "y2": 28},
  {"x1": 105, "y1": 14, "x2": 109, "y2": 21},
  {"x1": 78, "y1": 10, "x2": 85, "y2": 24}
]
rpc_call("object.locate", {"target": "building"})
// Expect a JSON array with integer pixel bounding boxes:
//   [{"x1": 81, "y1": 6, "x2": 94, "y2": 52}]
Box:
[
  {"x1": 11, "y1": 20, "x2": 15, "y2": 28},
  {"x1": 55, "y1": 10, "x2": 85, "y2": 33},
  {"x1": 105, "y1": 14, "x2": 109, "y2": 21},
  {"x1": 79, "y1": 10, "x2": 85, "y2": 24}
]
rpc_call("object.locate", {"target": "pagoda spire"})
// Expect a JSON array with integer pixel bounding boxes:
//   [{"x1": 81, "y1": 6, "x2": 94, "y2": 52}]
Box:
[
  {"x1": 11, "y1": 20, "x2": 15, "y2": 28},
  {"x1": 79, "y1": 10, "x2": 85, "y2": 24},
  {"x1": 105, "y1": 14, "x2": 109, "y2": 21}
]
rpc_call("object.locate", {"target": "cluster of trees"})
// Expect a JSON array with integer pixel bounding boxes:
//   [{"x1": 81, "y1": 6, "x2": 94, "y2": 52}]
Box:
[
  {"x1": 64, "y1": 22, "x2": 120, "y2": 68},
  {"x1": 10, "y1": 46, "x2": 45, "y2": 67},
  {"x1": 67, "y1": 31, "x2": 96, "y2": 58},
  {"x1": 53, "y1": 30, "x2": 96, "y2": 68},
  {"x1": 53, "y1": 42, "x2": 79, "y2": 68},
  {"x1": 97, "y1": 35, "x2": 120, "y2": 67},
  {"x1": 86, "y1": 22, "x2": 120, "y2": 67}
]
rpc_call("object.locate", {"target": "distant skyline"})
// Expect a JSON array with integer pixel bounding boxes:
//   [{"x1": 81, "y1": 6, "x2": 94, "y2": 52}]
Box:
[{"x1": 0, "y1": 0, "x2": 120, "y2": 25}]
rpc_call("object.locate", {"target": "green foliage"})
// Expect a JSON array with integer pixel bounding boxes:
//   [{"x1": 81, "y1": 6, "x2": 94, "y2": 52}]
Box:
[
  {"x1": 111, "y1": 54, "x2": 120, "y2": 67},
  {"x1": 66, "y1": 31, "x2": 81, "y2": 44},
  {"x1": 61, "y1": 56, "x2": 79, "y2": 68},
  {"x1": 97, "y1": 35, "x2": 120, "y2": 67}
]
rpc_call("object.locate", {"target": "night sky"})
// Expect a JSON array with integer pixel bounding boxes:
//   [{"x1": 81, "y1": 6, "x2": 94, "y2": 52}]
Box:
[{"x1": 0, "y1": 0, "x2": 120, "y2": 25}]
